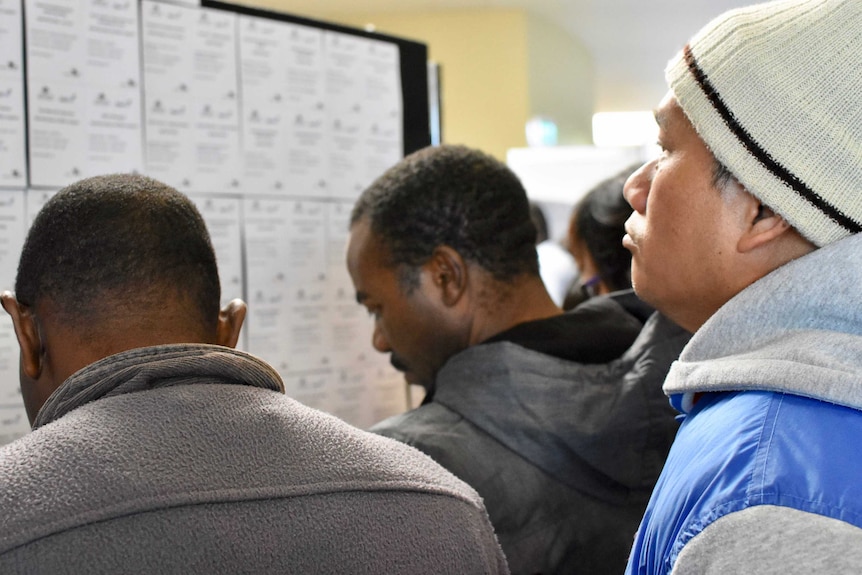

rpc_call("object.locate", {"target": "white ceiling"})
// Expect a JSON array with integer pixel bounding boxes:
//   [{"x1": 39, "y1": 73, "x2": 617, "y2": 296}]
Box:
[{"x1": 251, "y1": 0, "x2": 755, "y2": 111}]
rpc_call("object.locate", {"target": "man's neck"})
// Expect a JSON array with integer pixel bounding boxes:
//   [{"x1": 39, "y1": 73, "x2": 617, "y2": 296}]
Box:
[{"x1": 467, "y1": 274, "x2": 562, "y2": 346}]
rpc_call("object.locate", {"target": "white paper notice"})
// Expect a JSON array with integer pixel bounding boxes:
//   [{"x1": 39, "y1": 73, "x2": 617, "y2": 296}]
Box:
[
  {"x1": 190, "y1": 194, "x2": 245, "y2": 349},
  {"x1": 324, "y1": 32, "x2": 403, "y2": 201},
  {"x1": 244, "y1": 197, "x2": 336, "y2": 400},
  {"x1": 362, "y1": 40, "x2": 403, "y2": 186},
  {"x1": 0, "y1": 190, "x2": 29, "y2": 443},
  {"x1": 324, "y1": 277, "x2": 375, "y2": 426},
  {"x1": 0, "y1": 190, "x2": 24, "y2": 288},
  {"x1": 243, "y1": 195, "x2": 294, "y2": 375},
  {"x1": 25, "y1": 0, "x2": 144, "y2": 187},
  {"x1": 26, "y1": 188, "x2": 57, "y2": 224},
  {"x1": 141, "y1": 1, "x2": 194, "y2": 190},
  {"x1": 238, "y1": 17, "x2": 327, "y2": 198},
  {"x1": 238, "y1": 15, "x2": 287, "y2": 195},
  {"x1": 0, "y1": 0, "x2": 27, "y2": 187},
  {"x1": 283, "y1": 199, "x2": 329, "y2": 373},
  {"x1": 324, "y1": 201, "x2": 368, "y2": 371},
  {"x1": 324, "y1": 32, "x2": 365, "y2": 200},
  {"x1": 283, "y1": 24, "x2": 327, "y2": 198},
  {"x1": 142, "y1": 1, "x2": 240, "y2": 194},
  {"x1": 189, "y1": 195, "x2": 243, "y2": 303}
]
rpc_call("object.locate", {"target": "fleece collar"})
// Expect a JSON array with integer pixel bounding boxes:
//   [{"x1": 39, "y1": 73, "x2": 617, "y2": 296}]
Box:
[{"x1": 35, "y1": 344, "x2": 284, "y2": 429}]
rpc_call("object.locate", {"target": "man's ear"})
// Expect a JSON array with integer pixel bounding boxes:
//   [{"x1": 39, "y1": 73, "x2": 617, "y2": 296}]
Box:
[
  {"x1": 216, "y1": 298, "x2": 247, "y2": 348},
  {"x1": 1, "y1": 291, "x2": 43, "y2": 380},
  {"x1": 737, "y1": 201, "x2": 794, "y2": 254},
  {"x1": 426, "y1": 246, "x2": 468, "y2": 307}
]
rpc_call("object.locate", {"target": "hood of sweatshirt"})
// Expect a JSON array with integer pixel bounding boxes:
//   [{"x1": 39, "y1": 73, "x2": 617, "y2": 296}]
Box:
[
  {"x1": 434, "y1": 296, "x2": 690, "y2": 503},
  {"x1": 665, "y1": 233, "x2": 862, "y2": 414}
]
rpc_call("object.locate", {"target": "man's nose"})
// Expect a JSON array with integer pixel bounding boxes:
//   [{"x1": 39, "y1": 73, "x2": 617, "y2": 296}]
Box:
[
  {"x1": 623, "y1": 159, "x2": 655, "y2": 215},
  {"x1": 372, "y1": 324, "x2": 391, "y2": 353}
]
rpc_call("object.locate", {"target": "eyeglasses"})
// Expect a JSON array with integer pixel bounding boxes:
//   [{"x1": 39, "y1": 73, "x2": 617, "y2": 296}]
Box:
[{"x1": 579, "y1": 275, "x2": 601, "y2": 300}]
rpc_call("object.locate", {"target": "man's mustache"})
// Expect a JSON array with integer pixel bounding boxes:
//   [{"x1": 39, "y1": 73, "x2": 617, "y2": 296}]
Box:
[{"x1": 390, "y1": 353, "x2": 410, "y2": 373}]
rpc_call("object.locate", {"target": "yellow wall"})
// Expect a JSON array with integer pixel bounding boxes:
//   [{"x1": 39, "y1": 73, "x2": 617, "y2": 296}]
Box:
[
  {"x1": 239, "y1": 3, "x2": 594, "y2": 160},
  {"x1": 315, "y1": 10, "x2": 533, "y2": 161},
  {"x1": 526, "y1": 14, "x2": 593, "y2": 146}
]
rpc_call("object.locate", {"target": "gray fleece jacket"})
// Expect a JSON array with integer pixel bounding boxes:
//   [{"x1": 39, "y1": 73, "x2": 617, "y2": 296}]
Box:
[{"x1": 0, "y1": 344, "x2": 508, "y2": 574}]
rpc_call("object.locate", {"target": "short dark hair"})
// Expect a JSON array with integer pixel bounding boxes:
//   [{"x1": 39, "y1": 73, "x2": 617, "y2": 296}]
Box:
[
  {"x1": 16, "y1": 173, "x2": 220, "y2": 330},
  {"x1": 572, "y1": 165, "x2": 639, "y2": 292},
  {"x1": 529, "y1": 202, "x2": 549, "y2": 244},
  {"x1": 712, "y1": 158, "x2": 736, "y2": 191},
  {"x1": 350, "y1": 145, "x2": 538, "y2": 288}
]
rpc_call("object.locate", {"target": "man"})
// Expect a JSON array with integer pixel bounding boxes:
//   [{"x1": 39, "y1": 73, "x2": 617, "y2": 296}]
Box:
[
  {"x1": 622, "y1": 1, "x2": 862, "y2": 573},
  {"x1": 346, "y1": 144, "x2": 690, "y2": 574},
  {"x1": 0, "y1": 173, "x2": 508, "y2": 574}
]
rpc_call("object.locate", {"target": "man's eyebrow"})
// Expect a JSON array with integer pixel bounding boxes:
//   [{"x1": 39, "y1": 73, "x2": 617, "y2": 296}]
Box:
[{"x1": 355, "y1": 291, "x2": 368, "y2": 305}]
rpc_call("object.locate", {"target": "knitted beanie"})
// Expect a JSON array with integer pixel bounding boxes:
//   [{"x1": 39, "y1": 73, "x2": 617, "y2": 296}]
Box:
[{"x1": 666, "y1": 0, "x2": 862, "y2": 247}]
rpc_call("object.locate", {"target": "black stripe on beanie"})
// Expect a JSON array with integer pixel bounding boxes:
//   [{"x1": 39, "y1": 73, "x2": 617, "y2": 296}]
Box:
[{"x1": 683, "y1": 44, "x2": 862, "y2": 234}]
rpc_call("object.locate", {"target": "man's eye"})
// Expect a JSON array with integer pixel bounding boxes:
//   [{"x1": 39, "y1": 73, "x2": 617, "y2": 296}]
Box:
[{"x1": 653, "y1": 145, "x2": 669, "y2": 166}]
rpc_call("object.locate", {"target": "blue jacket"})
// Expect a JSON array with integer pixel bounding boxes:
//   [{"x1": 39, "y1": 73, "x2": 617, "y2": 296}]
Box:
[{"x1": 627, "y1": 233, "x2": 862, "y2": 574}]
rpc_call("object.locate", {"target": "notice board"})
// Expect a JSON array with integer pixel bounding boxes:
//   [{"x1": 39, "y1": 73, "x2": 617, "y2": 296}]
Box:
[{"x1": 0, "y1": 0, "x2": 431, "y2": 443}]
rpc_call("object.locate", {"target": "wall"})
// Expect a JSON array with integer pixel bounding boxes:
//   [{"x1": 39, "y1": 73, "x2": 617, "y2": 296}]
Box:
[
  {"x1": 305, "y1": 9, "x2": 532, "y2": 160},
  {"x1": 243, "y1": 3, "x2": 594, "y2": 160},
  {"x1": 526, "y1": 14, "x2": 593, "y2": 146}
]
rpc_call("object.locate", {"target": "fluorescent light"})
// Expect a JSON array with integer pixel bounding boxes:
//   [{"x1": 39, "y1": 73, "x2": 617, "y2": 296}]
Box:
[
  {"x1": 592, "y1": 111, "x2": 657, "y2": 147},
  {"x1": 525, "y1": 116, "x2": 558, "y2": 147}
]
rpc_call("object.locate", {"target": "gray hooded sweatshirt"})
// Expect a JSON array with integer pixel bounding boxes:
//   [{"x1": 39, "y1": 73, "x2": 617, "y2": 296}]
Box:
[
  {"x1": 626, "y1": 232, "x2": 862, "y2": 575},
  {"x1": 373, "y1": 295, "x2": 690, "y2": 575}
]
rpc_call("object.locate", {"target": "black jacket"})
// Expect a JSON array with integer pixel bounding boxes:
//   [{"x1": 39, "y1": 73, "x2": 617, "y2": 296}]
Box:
[{"x1": 372, "y1": 292, "x2": 690, "y2": 575}]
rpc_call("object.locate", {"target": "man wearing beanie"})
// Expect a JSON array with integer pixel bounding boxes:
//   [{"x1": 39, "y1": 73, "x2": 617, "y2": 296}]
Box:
[{"x1": 621, "y1": 0, "x2": 862, "y2": 573}]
